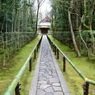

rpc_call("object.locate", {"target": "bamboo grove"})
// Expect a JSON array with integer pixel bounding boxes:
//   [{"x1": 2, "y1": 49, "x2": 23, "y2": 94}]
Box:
[
  {"x1": 0, "y1": 0, "x2": 37, "y2": 66},
  {"x1": 50, "y1": 0, "x2": 95, "y2": 58}
]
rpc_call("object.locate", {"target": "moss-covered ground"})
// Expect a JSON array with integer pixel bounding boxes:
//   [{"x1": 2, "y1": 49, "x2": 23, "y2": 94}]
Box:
[
  {"x1": 1, "y1": 35, "x2": 95, "y2": 95},
  {"x1": 0, "y1": 35, "x2": 41, "y2": 95},
  {"x1": 49, "y1": 35, "x2": 95, "y2": 95}
]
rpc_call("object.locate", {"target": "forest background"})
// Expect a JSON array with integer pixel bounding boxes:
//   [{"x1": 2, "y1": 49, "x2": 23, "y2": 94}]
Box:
[
  {"x1": 50, "y1": 0, "x2": 95, "y2": 58},
  {"x1": 0, "y1": 0, "x2": 95, "y2": 94}
]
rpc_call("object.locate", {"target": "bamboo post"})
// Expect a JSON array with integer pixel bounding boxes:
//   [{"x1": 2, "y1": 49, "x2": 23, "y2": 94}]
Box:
[
  {"x1": 57, "y1": 49, "x2": 59, "y2": 59},
  {"x1": 37, "y1": 44, "x2": 39, "y2": 52},
  {"x1": 55, "y1": 46, "x2": 56, "y2": 55},
  {"x1": 34, "y1": 49, "x2": 36, "y2": 59},
  {"x1": 53, "y1": 44, "x2": 55, "y2": 52},
  {"x1": 63, "y1": 57, "x2": 66, "y2": 72},
  {"x1": 15, "y1": 83, "x2": 21, "y2": 95},
  {"x1": 29, "y1": 58, "x2": 32, "y2": 71},
  {"x1": 83, "y1": 82, "x2": 89, "y2": 95}
]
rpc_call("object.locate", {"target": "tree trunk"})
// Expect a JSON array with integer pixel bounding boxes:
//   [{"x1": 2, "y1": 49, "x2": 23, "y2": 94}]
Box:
[
  {"x1": 35, "y1": 4, "x2": 39, "y2": 34},
  {"x1": 75, "y1": 2, "x2": 79, "y2": 28},
  {"x1": 35, "y1": 0, "x2": 45, "y2": 34},
  {"x1": 0, "y1": 0, "x2": 1, "y2": 10},
  {"x1": 78, "y1": 24, "x2": 90, "y2": 57},
  {"x1": 23, "y1": 3, "x2": 27, "y2": 32},
  {"x1": 68, "y1": 11, "x2": 81, "y2": 57},
  {"x1": 89, "y1": 0, "x2": 95, "y2": 54}
]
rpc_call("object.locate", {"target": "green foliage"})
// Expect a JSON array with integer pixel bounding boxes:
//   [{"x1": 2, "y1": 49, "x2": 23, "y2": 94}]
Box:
[
  {"x1": 27, "y1": 27, "x2": 33, "y2": 32},
  {"x1": 0, "y1": 35, "x2": 41, "y2": 94},
  {"x1": 50, "y1": 0, "x2": 95, "y2": 57},
  {"x1": 50, "y1": 0, "x2": 69, "y2": 31},
  {"x1": 51, "y1": 31, "x2": 73, "y2": 48},
  {"x1": 0, "y1": 0, "x2": 37, "y2": 65},
  {"x1": 52, "y1": 30, "x2": 95, "y2": 56},
  {"x1": 49, "y1": 35, "x2": 71, "y2": 52},
  {"x1": 0, "y1": 0, "x2": 36, "y2": 32},
  {"x1": 0, "y1": 32, "x2": 37, "y2": 66}
]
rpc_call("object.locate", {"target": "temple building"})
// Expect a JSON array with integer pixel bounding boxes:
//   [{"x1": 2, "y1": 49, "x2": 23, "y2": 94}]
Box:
[{"x1": 38, "y1": 16, "x2": 51, "y2": 34}]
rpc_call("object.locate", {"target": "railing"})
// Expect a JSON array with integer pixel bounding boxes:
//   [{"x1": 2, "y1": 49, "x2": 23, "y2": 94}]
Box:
[
  {"x1": 4, "y1": 35, "x2": 42, "y2": 95},
  {"x1": 47, "y1": 36, "x2": 95, "y2": 95}
]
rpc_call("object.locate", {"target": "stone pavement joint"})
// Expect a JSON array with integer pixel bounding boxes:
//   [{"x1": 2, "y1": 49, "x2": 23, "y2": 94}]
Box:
[{"x1": 29, "y1": 35, "x2": 71, "y2": 95}]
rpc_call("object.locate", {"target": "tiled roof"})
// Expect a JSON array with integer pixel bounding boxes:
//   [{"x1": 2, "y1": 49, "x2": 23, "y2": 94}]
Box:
[{"x1": 40, "y1": 16, "x2": 51, "y2": 23}]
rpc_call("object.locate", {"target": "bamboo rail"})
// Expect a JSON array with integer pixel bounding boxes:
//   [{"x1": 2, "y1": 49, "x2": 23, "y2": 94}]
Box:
[{"x1": 4, "y1": 36, "x2": 42, "y2": 95}]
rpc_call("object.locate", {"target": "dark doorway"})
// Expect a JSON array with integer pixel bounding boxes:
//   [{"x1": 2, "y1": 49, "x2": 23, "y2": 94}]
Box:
[{"x1": 40, "y1": 28, "x2": 49, "y2": 34}]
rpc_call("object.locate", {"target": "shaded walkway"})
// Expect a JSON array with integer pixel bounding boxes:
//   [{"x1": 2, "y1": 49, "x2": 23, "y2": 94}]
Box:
[{"x1": 29, "y1": 35, "x2": 70, "y2": 95}]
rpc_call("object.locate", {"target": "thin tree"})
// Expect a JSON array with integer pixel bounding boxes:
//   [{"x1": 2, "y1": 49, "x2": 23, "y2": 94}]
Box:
[
  {"x1": 35, "y1": 0, "x2": 45, "y2": 34},
  {"x1": 68, "y1": 0, "x2": 81, "y2": 57}
]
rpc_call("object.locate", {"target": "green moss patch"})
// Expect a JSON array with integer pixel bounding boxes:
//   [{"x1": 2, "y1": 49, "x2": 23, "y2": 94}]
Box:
[
  {"x1": 0, "y1": 35, "x2": 41, "y2": 95},
  {"x1": 49, "y1": 35, "x2": 95, "y2": 95}
]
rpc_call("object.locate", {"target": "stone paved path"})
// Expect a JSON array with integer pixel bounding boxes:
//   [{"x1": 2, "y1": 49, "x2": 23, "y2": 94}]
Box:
[{"x1": 29, "y1": 35, "x2": 70, "y2": 95}]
